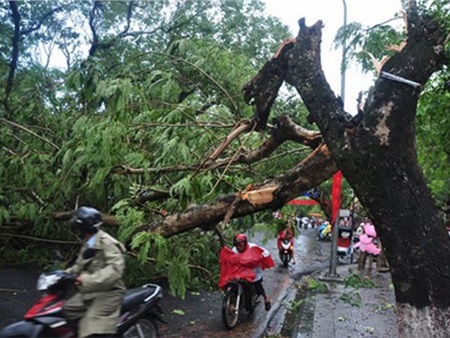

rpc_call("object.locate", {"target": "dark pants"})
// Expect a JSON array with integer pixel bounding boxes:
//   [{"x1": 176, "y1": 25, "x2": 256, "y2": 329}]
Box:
[{"x1": 253, "y1": 278, "x2": 266, "y2": 297}]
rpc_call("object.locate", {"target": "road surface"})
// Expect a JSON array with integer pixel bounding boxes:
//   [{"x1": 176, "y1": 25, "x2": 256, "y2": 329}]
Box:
[{"x1": 0, "y1": 227, "x2": 335, "y2": 337}]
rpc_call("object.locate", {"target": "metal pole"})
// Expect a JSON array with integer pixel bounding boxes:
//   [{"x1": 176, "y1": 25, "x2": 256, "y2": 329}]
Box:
[
  {"x1": 320, "y1": 1, "x2": 347, "y2": 283},
  {"x1": 340, "y1": 0, "x2": 347, "y2": 102},
  {"x1": 327, "y1": 214, "x2": 341, "y2": 276}
]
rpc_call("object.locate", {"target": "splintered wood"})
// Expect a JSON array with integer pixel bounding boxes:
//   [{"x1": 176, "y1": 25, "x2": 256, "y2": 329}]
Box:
[{"x1": 242, "y1": 186, "x2": 278, "y2": 206}]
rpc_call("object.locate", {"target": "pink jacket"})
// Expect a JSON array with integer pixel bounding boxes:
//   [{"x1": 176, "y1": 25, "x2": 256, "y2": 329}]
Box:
[{"x1": 354, "y1": 223, "x2": 381, "y2": 256}]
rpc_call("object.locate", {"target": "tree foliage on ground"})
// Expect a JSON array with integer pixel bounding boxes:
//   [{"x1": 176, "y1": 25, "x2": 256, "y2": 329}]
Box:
[{"x1": 0, "y1": 0, "x2": 301, "y2": 294}]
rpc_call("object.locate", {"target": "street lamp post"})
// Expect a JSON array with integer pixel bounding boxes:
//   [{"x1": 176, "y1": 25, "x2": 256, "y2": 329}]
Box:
[
  {"x1": 340, "y1": 0, "x2": 347, "y2": 102},
  {"x1": 321, "y1": 0, "x2": 348, "y2": 282}
]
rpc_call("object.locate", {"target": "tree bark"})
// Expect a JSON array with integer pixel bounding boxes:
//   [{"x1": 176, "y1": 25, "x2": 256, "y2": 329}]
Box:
[
  {"x1": 280, "y1": 7, "x2": 450, "y2": 337},
  {"x1": 39, "y1": 4, "x2": 450, "y2": 335},
  {"x1": 139, "y1": 143, "x2": 337, "y2": 237}
]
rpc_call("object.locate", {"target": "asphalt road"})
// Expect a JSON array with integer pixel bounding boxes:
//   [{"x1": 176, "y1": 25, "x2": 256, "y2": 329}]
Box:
[
  {"x1": 158, "y1": 227, "x2": 333, "y2": 337},
  {"x1": 0, "y1": 227, "x2": 333, "y2": 337},
  {"x1": 0, "y1": 265, "x2": 41, "y2": 328}
]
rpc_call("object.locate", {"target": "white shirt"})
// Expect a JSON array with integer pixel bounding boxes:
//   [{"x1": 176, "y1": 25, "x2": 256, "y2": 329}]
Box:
[
  {"x1": 232, "y1": 242, "x2": 269, "y2": 282},
  {"x1": 86, "y1": 233, "x2": 97, "y2": 248}
]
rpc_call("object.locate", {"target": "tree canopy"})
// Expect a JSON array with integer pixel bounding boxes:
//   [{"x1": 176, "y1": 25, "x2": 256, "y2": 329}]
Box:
[{"x1": 1, "y1": 0, "x2": 304, "y2": 294}]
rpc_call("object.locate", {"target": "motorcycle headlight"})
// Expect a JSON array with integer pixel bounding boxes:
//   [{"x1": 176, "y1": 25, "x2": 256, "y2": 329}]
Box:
[{"x1": 36, "y1": 272, "x2": 62, "y2": 291}]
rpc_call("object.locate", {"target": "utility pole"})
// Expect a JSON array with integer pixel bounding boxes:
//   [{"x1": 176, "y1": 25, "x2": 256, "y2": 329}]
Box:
[
  {"x1": 340, "y1": 0, "x2": 347, "y2": 102},
  {"x1": 321, "y1": 0, "x2": 348, "y2": 282}
]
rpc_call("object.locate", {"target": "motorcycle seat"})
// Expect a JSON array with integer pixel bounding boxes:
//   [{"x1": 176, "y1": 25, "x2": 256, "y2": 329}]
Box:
[{"x1": 121, "y1": 285, "x2": 160, "y2": 312}]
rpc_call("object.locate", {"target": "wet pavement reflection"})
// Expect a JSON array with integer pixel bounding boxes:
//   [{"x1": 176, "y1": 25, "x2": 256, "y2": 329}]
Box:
[{"x1": 246, "y1": 227, "x2": 333, "y2": 337}]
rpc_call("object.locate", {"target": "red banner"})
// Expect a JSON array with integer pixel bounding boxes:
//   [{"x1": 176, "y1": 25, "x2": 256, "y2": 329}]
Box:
[
  {"x1": 331, "y1": 171, "x2": 343, "y2": 224},
  {"x1": 287, "y1": 199, "x2": 319, "y2": 206}
]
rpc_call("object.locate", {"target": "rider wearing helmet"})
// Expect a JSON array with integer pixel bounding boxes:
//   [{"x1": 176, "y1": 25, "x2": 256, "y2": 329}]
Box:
[
  {"x1": 232, "y1": 233, "x2": 272, "y2": 311},
  {"x1": 233, "y1": 233, "x2": 249, "y2": 253},
  {"x1": 277, "y1": 223, "x2": 297, "y2": 264},
  {"x1": 71, "y1": 206, "x2": 102, "y2": 233},
  {"x1": 64, "y1": 206, "x2": 126, "y2": 338}
]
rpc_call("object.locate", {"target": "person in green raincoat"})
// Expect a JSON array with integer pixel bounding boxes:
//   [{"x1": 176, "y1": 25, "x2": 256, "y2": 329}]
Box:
[{"x1": 64, "y1": 206, "x2": 126, "y2": 338}]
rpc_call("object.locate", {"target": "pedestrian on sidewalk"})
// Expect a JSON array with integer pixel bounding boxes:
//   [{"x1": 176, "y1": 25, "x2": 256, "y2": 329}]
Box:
[{"x1": 354, "y1": 222, "x2": 381, "y2": 271}]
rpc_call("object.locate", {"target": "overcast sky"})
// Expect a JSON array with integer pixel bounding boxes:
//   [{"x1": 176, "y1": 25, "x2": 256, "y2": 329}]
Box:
[{"x1": 264, "y1": 0, "x2": 403, "y2": 115}]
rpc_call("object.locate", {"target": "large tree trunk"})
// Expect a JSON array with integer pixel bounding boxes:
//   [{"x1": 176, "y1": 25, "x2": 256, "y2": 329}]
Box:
[{"x1": 281, "y1": 7, "x2": 450, "y2": 337}]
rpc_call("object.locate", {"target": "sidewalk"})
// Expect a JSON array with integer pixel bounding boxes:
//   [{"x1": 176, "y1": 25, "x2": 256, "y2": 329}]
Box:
[{"x1": 293, "y1": 264, "x2": 398, "y2": 338}]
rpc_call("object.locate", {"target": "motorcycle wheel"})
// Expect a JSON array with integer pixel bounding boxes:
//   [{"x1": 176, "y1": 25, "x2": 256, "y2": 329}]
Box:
[
  {"x1": 122, "y1": 318, "x2": 158, "y2": 338},
  {"x1": 222, "y1": 291, "x2": 240, "y2": 330},
  {"x1": 282, "y1": 253, "x2": 289, "y2": 268}
]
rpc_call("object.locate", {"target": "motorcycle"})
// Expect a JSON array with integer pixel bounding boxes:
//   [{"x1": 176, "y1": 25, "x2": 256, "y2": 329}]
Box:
[
  {"x1": 0, "y1": 270, "x2": 165, "y2": 338},
  {"x1": 301, "y1": 217, "x2": 310, "y2": 229},
  {"x1": 337, "y1": 226, "x2": 354, "y2": 263},
  {"x1": 317, "y1": 222, "x2": 332, "y2": 241},
  {"x1": 277, "y1": 237, "x2": 293, "y2": 268},
  {"x1": 221, "y1": 279, "x2": 259, "y2": 330},
  {"x1": 218, "y1": 245, "x2": 274, "y2": 330}
]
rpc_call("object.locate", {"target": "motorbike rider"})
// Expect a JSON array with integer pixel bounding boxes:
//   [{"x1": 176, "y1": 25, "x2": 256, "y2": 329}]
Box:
[
  {"x1": 277, "y1": 224, "x2": 296, "y2": 264},
  {"x1": 232, "y1": 234, "x2": 272, "y2": 311},
  {"x1": 63, "y1": 206, "x2": 126, "y2": 338}
]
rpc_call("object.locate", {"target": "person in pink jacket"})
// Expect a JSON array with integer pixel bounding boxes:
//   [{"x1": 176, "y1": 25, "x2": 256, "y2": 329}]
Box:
[
  {"x1": 354, "y1": 222, "x2": 381, "y2": 256},
  {"x1": 355, "y1": 222, "x2": 381, "y2": 270}
]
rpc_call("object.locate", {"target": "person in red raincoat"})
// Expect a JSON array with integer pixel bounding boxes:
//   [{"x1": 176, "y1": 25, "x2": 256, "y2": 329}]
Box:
[
  {"x1": 277, "y1": 225, "x2": 296, "y2": 264},
  {"x1": 218, "y1": 234, "x2": 274, "y2": 311}
]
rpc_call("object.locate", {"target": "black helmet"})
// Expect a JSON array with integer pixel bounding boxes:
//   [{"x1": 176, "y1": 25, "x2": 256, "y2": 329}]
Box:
[{"x1": 71, "y1": 206, "x2": 102, "y2": 233}]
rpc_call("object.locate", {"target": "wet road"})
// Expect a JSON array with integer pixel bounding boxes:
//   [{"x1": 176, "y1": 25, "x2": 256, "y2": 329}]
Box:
[
  {"x1": 249, "y1": 227, "x2": 332, "y2": 337},
  {"x1": 161, "y1": 227, "x2": 334, "y2": 338},
  {"x1": 0, "y1": 228, "x2": 334, "y2": 337}
]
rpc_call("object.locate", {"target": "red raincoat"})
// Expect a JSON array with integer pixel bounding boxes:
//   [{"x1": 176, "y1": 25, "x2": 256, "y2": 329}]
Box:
[
  {"x1": 218, "y1": 246, "x2": 274, "y2": 290},
  {"x1": 277, "y1": 228, "x2": 294, "y2": 251}
]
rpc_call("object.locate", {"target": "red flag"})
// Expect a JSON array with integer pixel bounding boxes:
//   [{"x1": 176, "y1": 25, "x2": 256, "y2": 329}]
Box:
[{"x1": 331, "y1": 171, "x2": 343, "y2": 224}]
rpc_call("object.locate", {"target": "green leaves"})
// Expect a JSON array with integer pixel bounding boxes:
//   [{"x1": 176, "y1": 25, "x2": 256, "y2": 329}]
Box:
[
  {"x1": 334, "y1": 20, "x2": 404, "y2": 74},
  {"x1": 343, "y1": 273, "x2": 378, "y2": 289},
  {"x1": 416, "y1": 76, "x2": 450, "y2": 206},
  {"x1": 305, "y1": 278, "x2": 328, "y2": 294},
  {"x1": 0, "y1": 0, "x2": 307, "y2": 295}
]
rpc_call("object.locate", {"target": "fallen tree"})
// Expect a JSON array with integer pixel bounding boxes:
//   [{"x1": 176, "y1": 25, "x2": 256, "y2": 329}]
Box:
[
  {"x1": 2, "y1": 1, "x2": 449, "y2": 335},
  {"x1": 135, "y1": 2, "x2": 450, "y2": 336}
]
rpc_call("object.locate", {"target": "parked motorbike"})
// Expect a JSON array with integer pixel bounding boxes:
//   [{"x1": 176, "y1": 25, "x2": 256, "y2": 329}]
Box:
[
  {"x1": 337, "y1": 226, "x2": 354, "y2": 263},
  {"x1": 221, "y1": 279, "x2": 260, "y2": 330},
  {"x1": 277, "y1": 237, "x2": 293, "y2": 268},
  {"x1": 0, "y1": 270, "x2": 165, "y2": 338}
]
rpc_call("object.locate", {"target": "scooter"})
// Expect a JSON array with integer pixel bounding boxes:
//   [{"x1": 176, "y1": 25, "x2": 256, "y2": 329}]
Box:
[
  {"x1": 278, "y1": 238, "x2": 293, "y2": 268},
  {"x1": 0, "y1": 270, "x2": 165, "y2": 338},
  {"x1": 221, "y1": 278, "x2": 260, "y2": 330},
  {"x1": 337, "y1": 226, "x2": 354, "y2": 263},
  {"x1": 218, "y1": 245, "x2": 274, "y2": 330}
]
